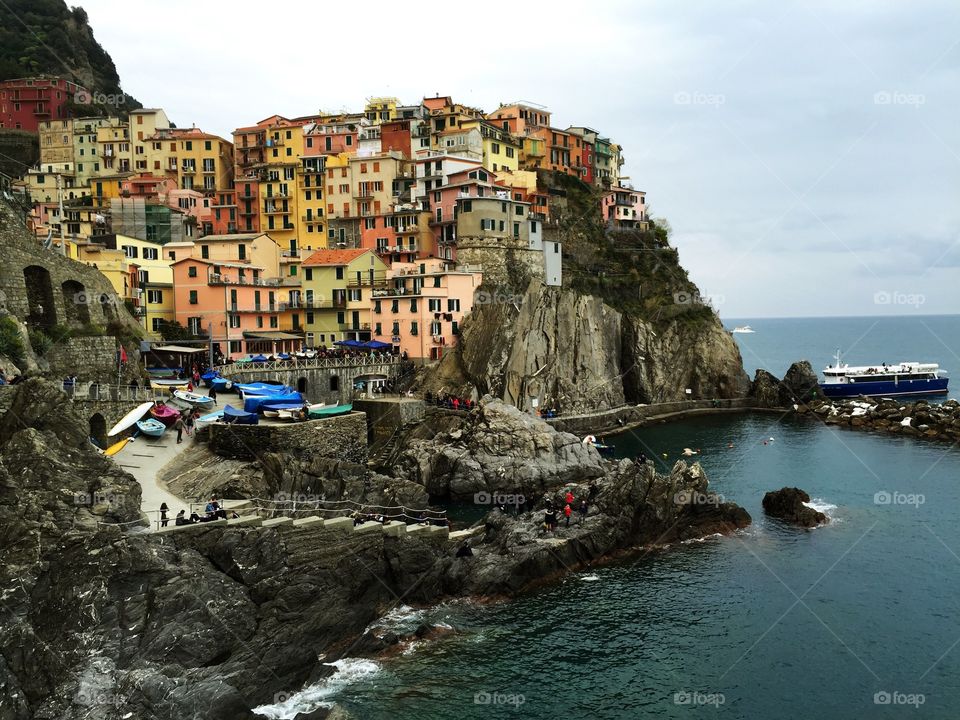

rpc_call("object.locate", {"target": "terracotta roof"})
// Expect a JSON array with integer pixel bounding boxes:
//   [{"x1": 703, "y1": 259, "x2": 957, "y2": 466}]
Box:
[{"x1": 302, "y1": 248, "x2": 369, "y2": 266}]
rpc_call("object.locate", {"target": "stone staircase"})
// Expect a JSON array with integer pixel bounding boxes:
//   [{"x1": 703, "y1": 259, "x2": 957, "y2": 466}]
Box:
[{"x1": 367, "y1": 420, "x2": 418, "y2": 468}]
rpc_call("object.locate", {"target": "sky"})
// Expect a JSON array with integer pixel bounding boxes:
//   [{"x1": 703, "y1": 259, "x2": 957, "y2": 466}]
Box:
[{"x1": 71, "y1": 0, "x2": 960, "y2": 318}]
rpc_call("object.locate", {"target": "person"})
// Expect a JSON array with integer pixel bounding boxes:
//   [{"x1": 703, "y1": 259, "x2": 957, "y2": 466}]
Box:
[
  {"x1": 175, "y1": 509, "x2": 189, "y2": 526},
  {"x1": 564, "y1": 503, "x2": 572, "y2": 527},
  {"x1": 209, "y1": 386, "x2": 217, "y2": 405},
  {"x1": 455, "y1": 541, "x2": 473, "y2": 558},
  {"x1": 160, "y1": 502, "x2": 169, "y2": 528},
  {"x1": 543, "y1": 507, "x2": 553, "y2": 531},
  {"x1": 185, "y1": 411, "x2": 195, "y2": 436},
  {"x1": 189, "y1": 511, "x2": 203, "y2": 523},
  {"x1": 564, "y1": 489, "x2": 574, "y2": 506},
  {"x1": 174, "y1": 416, "x2": 184, "y2": 444},
  {"x1": 578, "y1": 499, "x2": 588, "y2": 525},
  {"x1": 636, "y1": 452, "x2": 647, "y2": 465}
]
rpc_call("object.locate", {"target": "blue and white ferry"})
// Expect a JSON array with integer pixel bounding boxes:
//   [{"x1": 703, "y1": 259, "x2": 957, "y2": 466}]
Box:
[{"x1": 820, "y1": 351, "x2": 949, "y2": 399}]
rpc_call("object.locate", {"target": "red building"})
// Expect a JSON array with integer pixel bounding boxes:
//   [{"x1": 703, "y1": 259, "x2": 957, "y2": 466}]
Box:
[
  {"x1": 0, "y1": 77, "x2": 87, "y2": 132},
  {"x1": 579, "y1": 140, "x2": 594, "y2": 184},
  {"x1": 210, "y1": 190, "x2": 239, "y2": 235},
  {"x1": 380, "y1": 119, "x2": 412, "y2": 158}
]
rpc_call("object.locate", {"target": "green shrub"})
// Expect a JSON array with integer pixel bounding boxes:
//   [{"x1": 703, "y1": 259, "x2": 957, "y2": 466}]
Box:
[
  {"x1": 28, "y1": 328, "x2": 51, "y2": 356},
  {"x1": 0, "y1": 317, "x2": 25, "y2": 362}
]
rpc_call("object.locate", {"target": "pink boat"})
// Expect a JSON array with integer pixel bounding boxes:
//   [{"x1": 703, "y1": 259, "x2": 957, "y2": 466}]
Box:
[{"x1": 150, "y1": 404, "x2": 181, "y2": 427}]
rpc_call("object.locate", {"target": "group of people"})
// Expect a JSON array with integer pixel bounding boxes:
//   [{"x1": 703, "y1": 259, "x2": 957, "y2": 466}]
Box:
[
  {"x1": 425, "y1": 392, "x2": 476, "y2": 411},
  {"x1": 173, "y1": 407, "x2": 198, "y2": 443},
  {"x1": 543, "y1": 489, "x2": 589, "y2": 531},
  {"x1": 160, "y1": 497, "x2": 235, "y2": 527}
]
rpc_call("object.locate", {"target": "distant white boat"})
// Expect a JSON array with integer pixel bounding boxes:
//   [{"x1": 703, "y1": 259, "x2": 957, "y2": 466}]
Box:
[{"x1": 732, "y1": 325, "x2": 755, "y2": 334}]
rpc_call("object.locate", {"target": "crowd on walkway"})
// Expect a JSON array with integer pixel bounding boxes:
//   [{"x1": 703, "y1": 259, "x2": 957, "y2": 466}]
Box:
[
  {"x1": 159, "y1": 497, "x2": 237, "y2": 527},
  {"x1": 425, "y1": 392, "x2": 476, "y2": 411}
]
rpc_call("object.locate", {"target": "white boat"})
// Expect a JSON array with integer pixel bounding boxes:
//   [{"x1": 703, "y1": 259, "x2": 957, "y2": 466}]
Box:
[
  {"x1": 107, "y1": 401, "x2": 155, "y2": 437},
  {"x1": 732, "y1": 325, "x2": 755, "y2": 334},
  {"x1": 173, "y1": 390, "x2": 215, "y2": 407},
  {"x1": 820, "y1": 350, "x2": 949, "y2": 398}
]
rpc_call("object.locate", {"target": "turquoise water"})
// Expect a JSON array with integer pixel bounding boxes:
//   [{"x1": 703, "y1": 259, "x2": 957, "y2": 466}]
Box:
[
  {"x1": 260, "y1": 317, "x2": 960, "y2": 719},
  {"x1": 724, "y1": 315, "x2": 960, "y2": 380}
]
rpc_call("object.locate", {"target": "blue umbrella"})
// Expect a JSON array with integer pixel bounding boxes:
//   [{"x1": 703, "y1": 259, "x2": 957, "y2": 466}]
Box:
[
  {"x1": 250, "y1": 354, "x2": 268, "y2": 362},
  {"x1": 362, "y1": 340, "x2": 392, "y2": 350}
]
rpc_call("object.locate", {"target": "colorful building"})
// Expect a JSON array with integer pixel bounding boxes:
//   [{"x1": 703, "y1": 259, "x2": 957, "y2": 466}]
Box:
[
  {"x1": 373, "y1": 258, "x2": 482, "y2": 361},
  {"x1": 601, "y1": 186, "x2": 647, "y2": 230},
  {"x1": 0, "y1": 77, "x2": 87, "y2": 132},
  {"x1": 300, "y1": 248, "x2": 389, "y2": 347}
]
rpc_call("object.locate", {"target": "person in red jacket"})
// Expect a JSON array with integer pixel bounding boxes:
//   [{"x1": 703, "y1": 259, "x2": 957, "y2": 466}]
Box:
[
  {"x1": 564, "y1": 503, "x2": 572, "y2": 527},
  {"x1": 564, "y1": 489, "x2": 574, "y2": 506}
]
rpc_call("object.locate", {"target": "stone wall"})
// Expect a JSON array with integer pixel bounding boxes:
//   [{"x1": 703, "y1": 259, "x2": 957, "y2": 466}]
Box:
[
  {"x1": 221, "y1": 361, "x2": 402, "y2": 405},
  {"x1": 455, "y1": 235, "x2": 545, "y2": 289},
  {"x1": 353, "y1": 397, "x2": 425, "y2": 446},
  {"x1": 546, "y1": 397, "x2": 763, "y2": 436},
  {"x1": 208, "y1": 411, "x2": 368, "y2": 462},
  {"x1": 45, "y1": 335, "x2": 128, "y2": 383}
]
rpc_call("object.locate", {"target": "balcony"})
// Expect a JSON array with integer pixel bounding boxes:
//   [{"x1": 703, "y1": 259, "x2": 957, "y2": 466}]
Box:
[
  {"x1": 301, "y1": 162, "x2": 324, "y2": 174},
  {"x1": 238, "y1": 191, "x2": 257, "y2": 200},
  {"x1": 372, "y1": 286, "x2": 422, "y2": 298},
  {"x1": 239, "y1": 207, "x2": 258, "y2": 216},
  {"x1": 264, "y1": 190, "x2": 291, "y2": 200},
  {"x1": 181, "y1": 164, "x2": 197, "y2": 174},
  {"x1": 347, "y1": 276, "x2": 389, "y2": 288},
  {"x1": 281, "y1": 249, "x2": 301, "y2": 258},
  {"x1": 301, "y1": 215, "x2": 323, "y2": 223},
  {"x1": 263, "y1": 204, "x2": 289, "y2": 215}
]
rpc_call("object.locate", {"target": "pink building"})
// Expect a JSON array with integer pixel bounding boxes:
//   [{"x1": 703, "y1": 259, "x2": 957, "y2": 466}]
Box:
[
  {"x1": 428, "y1": 166, "x2": 507, "y2": 253},
  {"x1": 601, "y1": 186, "x2": 647, "y2": 229},
  {"x1": 171, "y1": 257, "x2": 295, "y2": 358},
  {"x1": 370, "y1": 258, "x2": 482, "y2": 361}
]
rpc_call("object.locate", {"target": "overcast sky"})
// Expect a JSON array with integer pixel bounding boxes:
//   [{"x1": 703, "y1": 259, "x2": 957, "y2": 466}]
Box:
[{"x1": 73, "y1": 0, "x2": 959, "y2": 318}]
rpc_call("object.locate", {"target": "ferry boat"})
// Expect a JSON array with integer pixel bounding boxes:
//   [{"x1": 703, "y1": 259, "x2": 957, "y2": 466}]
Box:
[
  {"x1": 732, "y1": 325, "x2": 755, "y2": 334},
  {"x1": 819, "y1": 351, "x2": 949, "y2": 399}
]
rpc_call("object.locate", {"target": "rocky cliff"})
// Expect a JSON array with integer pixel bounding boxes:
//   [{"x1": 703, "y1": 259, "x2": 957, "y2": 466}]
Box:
[{"x1": 0, "y1": 381, "x2": 749, "y2": 719}]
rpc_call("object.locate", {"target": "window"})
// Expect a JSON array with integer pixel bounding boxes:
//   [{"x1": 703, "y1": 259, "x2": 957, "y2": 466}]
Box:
[
  {"x1": 391, "y1": 321, "x2": 400, "y2": 336},
  {"x1": 229, "y1": 314, "x2": 240, "y2": 328},
  {"x1": 306, "y1": 311, "x2": 315, "y2": 324},
  {"x1": 256, "y1": 316, "x2": 263, "y2": 328},
  {"x1": 204, "y1": 140, "x2": 211, "y2": 151},
  {"x1": 187, "y1": 265, "x2": 198, "y2": 277},
  {"x1": 428, "y1": 298, "x2": 441, "y2": 312},
  {"x1": 305, "y1": 268, "x2": 313, "y2": 281},
  {"x1": 147, "y1": 289, "x2": 163, "y2": 304},
  {"x1": 492, "y1": 142, "x2": 500, "y2": 154},
  {"x1": 143, "y1": 247, "x2": 159, "y2": 260},
  {"x1": 270, "y1": 316, "x2": 278, "y2": 328},
  {"x1": 462, "y1": 200, "x2": 472, "y2": 213},
  {"x1": 410, "y1": 298, "x2": 417, "y2": 312},
  {"x1": 506, "y1": 147, "x2": 515, "y2": 158},
  {"x1": 201, "y1": 245, "x2": 209, "y2": 259},
  {"x1": 348, "y1": 289, "x2": 362, "y2": 302},
  {"x1": 122, "y1": 245, "x2": 138, "y2": 258},
  {"x1": 431, "y1": 321, "x2": 442, "y2": 335},
  {"x1": 151, "y1": 317, "x2": 162, "y2": 332},
  {"x1": 189, "y1": 290, "x2": 198, "y2": 304},
  {"x1": 391, "y1": 299, "x2": 399, "y2": 313},
  {"x1": 238, "y1": 244, "x2": 246, "y2": 260},
  {"x1": 335, "y1": 267, "x2": 344, "y2": 280},
  {"x1": 336, "y1": 311, "x2": 345, "y2": 324},
  {"x1": 514, "y1": 222, "x2": 520, "y2": 238},
  {"x1": 410, "y1": 321, "x2": 418, "y2": 336},
  {"x1": 230, "y1": 340, "x2": 242, "y2": 354}
]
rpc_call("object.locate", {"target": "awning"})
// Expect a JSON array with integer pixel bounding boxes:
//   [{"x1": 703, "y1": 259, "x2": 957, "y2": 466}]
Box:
[
  {"x1": 152, "y1": 345, "x2": 207, "y2": 354},
  {"x1": 242, "y1": 331, "x2": 304, "y2": 340}
]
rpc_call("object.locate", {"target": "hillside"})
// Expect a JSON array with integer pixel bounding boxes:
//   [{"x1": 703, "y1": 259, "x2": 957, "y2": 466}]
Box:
[{"x1": 0, "y1": 0, "x2": 139, "y2": 111}]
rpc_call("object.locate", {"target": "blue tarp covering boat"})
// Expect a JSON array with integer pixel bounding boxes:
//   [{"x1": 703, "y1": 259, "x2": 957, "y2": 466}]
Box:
[
  {"x1": 261, "y1": 401, "x2": 307, "y2": 411},
  {"x1": 250, "y1": 354, "x2": 268, "y2": 362},
  {"x1": 235, "y1": 382, "x2": 293, "y2": 395},
  {"x1": 223, "y1": 405, "x2": 259, "y2": 425},
  {"x1": 210, "y1": 377, "x2": 233, "y2": 392},
  {"x1": 244, "y1": 392, "x2": 304, "y2": 413}
]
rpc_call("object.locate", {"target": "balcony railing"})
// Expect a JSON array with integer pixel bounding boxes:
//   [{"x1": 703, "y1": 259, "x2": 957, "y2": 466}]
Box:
[
  {"x1": 301, "y1": 215, "x2": 322, "y2": 223},
  {"x1": 346, "y1": 277, "x2": 389, "y2": 288},
  {"x1": 281, "y1": 249, "x2": 301, "y2": 258}
]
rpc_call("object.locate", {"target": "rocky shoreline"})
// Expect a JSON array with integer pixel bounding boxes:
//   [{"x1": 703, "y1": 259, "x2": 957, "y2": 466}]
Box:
[
  {"x1": 798, "y1": 396, "x2": 960, "y2": 442},
  {"x1": 0, "y1": 381, "x2": 750, "y2": 720}
]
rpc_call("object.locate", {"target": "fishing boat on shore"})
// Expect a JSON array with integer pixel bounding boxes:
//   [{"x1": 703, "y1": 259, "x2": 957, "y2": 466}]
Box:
[
  {"x1": 150, "y1": 404, "x2": 181, "y2": 427},
  {"x1": 173, "y1": 390, "x2": 215, "y2": 408},
  {"x1": 820, "y1": 351, "x2": 949, "y2": 399},
  {"x1": 307, "y1": 403, "x2": 352, "y2": 419},
  {"x1": 135, "y1": 418, "x2": 167, "y2": 437},
  {"x1": 107, "y1": 402, "x2": 154, "y2": 437}
]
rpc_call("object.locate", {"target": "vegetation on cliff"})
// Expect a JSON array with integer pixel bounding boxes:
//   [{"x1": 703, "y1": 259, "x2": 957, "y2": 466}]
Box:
[{"x1": 0, "y1": 0, "x2": 139, "y2": 111}]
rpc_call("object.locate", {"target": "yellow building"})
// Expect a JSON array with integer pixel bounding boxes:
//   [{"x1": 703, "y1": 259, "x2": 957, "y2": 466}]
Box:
[
  {"x1": 364, "y1": 97, "x2": 398, "y2": 125},
  {"x1": 177, "y1": 131, "x2": 234, "y2": 193},
  {"x1": 74, "y1": 241, "x2": 136, "y2": 306},
  {"x1": 301, "y1": 248, "x2": 388, "y2": 346},
  {"x1": 324, "y1": 151, "x2": 408, "y2": 222},
  {"x1": 259, "y1": 123, "x2": 302, "y2": 248},
  {"x1": 459, "y1": 119, "x2": 521, "y2": 173},
  {"x1": 295, "y1": 154, "x2": 326, "y2": 261},
  {"x1": 111, "y1": 233, "x2": 175, "y2": 338},
  {"x1": 96, "y1": 121, "x2": 131, "y2": 175},
  {"x1": 129, "y1": 108, "x2": 171, "y2": 175},
  {"x1": 192, "y1": 232, "x2": 283, "y2": 276}
]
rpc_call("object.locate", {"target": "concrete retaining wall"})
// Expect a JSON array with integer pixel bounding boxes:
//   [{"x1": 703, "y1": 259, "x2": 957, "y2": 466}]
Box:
[{"x1": 207, "y1": 411, "x2": 368, "y2": 462}]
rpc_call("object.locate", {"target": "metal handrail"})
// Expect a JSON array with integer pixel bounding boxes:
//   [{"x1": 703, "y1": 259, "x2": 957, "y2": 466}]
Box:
[{"x1": 213, "y1": 355, "x2": 403, "y2": 375}]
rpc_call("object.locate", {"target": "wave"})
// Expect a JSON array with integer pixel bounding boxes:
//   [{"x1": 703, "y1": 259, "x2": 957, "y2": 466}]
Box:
[
  {"x1": 580, "y1": 573, "x2": 601, "y2": 582},
  {"x1": 681, "y1": 532, "x2": 724, "y2": 545},
  {"x1": 803, "y1": 498, "x2": 842, "y2": 524},
  {"x1": 252, "y1": 658, "x2": 381, "y2": 719}
]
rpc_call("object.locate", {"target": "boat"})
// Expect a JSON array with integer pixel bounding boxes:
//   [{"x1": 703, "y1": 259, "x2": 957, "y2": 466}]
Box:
[
  {"x1": 150, "y1": 404, "x2": 182, "y2": 426},
  {"x1": 107, "y1": 401, "x2": 154, "y2": 437},
  {"x1": 262, "y1": 408, "x2": 282, "y2": 418},
  {"x1": 147, "y1": 367, "x2": 182, "y2": 378},
  {"x1": 307, "y1": 403, "x2": 352, "y2": 419},
  {"x1": 105, "y1": 437, "x2": 130, "y2": 456},
  {"x1": 195, "y1": 409, "x2": 225, "y2": 427},
  {"x1": 151, "y1": 381, "x2": 189, "y2": 393},
  {"x1": 243, "y1": 392, "x2": 304, "y2": 413},
  {"x1": 732, "y1": 325, "x2": 755, "y2": 334},
  {"x1": 200, "y1": 370, "x2": 220, "y2": 387},
  {"x1": 173, "y1": 390, "x2": 215, "y2": 407},
  {"x1": 210, "y1": 376, "x2": 233, "y2": 392},
  {"x1": 819, "y1": 350, "x2": 950, "y2": 399},
  {"x1": 235, "y1": 382, "x2": 292, "y2": 397},
  {"x1": 135, "y1": 418, "x2": 167, "y2": 437},
  {"x1": 582, "y1": 434, "x2": 616, "y2": 457},
  {"x1": 223, "y1": 405, "x2": 259, "y2": 425},
  {"x1": 152, "y1": 378, "x2": 191, "y2": 387},
  {"x1": 260, "y1": 401, "x2": 308, "y2": 411}
]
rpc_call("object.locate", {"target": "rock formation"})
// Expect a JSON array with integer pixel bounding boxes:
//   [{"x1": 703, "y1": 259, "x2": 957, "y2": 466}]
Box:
[
  {"x1": 750, "y1": 360, "x2": 821, "y2": 408},
  {"x1": 804, "y1": 396, "x2": 960, "y2": 442},
  {"x1": 762, "y1": 487, "x2": 827, "y2": 527},
  {"x1": 0, "y1": 379, "x2": 750, "y2": 719}
]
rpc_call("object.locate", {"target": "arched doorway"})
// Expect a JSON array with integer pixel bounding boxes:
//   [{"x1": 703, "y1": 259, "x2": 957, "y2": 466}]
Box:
[
  {"x1": 89, "y1": 413, "x2": 107, "y2": 448},
  {"x1": 61, "y1": 280, "x2": 91, "y2": 325},
  {"x1": 297, "y1": 377, "x2": 308, "y2": 393},
  {"x1": 23, "y1": 265, "x2": 56, "y2": 328}
]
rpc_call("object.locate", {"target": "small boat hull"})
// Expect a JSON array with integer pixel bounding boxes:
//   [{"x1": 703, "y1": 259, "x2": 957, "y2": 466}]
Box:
[
  {"x1": 210, "y1": 377, "x2": 233, "y2": 392},
  {"x1": 105, "y1": 438, "x2": 130, "y2": 456},
  {"x1": 136, "y1": 419, "x2": 167, "y2": 437},
  {"x1": 107, "y1": 401, "x2": 155, "y2": 437},
  {"x1": 307, "y1": 403, "x2": 352, "y2": 419},
  {"x1": 173, "y1": 390, "x2": 215, "y2": 407},
  {"x1": 150, "y1": 404, "x2": 182, "y2": 427}
]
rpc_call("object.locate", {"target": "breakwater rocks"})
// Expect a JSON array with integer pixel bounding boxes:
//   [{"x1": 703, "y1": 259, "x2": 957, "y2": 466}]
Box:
[
  {"x1": 0, "y1": 380, "x2": 750, "y2": 719},
  {"x1": 762, "y1": 487, "x2": 827, "y2": 527},
  {"x1": 801, "y1": 397, "x2": 960, "y2": 442}
]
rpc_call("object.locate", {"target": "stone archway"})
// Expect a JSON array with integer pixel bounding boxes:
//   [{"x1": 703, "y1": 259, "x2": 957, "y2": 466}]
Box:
[
  {"x1": 23, "y1": 265, "x2": 56, "y2": 328},
  {"x1": 61, "y1": 279, "x2": 91, "y2": 326},
  {"x1": 89, "y1": 413, "x2": 107, "y2": 447}
]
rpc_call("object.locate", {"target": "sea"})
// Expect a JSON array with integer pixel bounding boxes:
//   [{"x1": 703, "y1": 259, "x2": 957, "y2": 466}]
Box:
[{"x1": 256, "y1": 315, "x2": 960, "y2": 719}]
